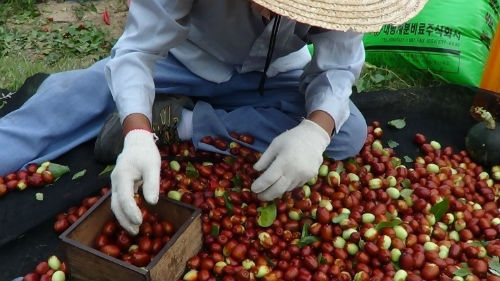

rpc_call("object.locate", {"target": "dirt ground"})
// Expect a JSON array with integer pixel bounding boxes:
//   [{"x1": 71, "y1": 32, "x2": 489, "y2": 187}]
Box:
[{"x1": 37, "y1": 0, "x2": 128, "y2": 39}]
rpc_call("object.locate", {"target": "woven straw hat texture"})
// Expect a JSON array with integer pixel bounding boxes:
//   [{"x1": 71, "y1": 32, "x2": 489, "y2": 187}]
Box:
[{"x1": 251, "y1": 0, "x2": 428, "y2": 32}]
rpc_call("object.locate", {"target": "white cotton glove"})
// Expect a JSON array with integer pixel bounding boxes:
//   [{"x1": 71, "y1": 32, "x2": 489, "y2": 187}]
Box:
[
  {"x1": 110, "y1": 130, "x2": 161, "y2": 235},
  {"x1": 251, "y1": 119, "x2": 331, "y2": 201}
]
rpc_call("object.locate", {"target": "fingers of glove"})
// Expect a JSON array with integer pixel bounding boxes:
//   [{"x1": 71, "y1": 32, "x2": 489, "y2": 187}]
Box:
[
  {"x1": 257, "y1": 176, "x2": 292, "y2": 201},
  {"x1": 251, "y1": 160, "x2": 283, "y2": 194},
  {"x1": 253, "y1": 139, "x2": 279, "y2": 171},
  {"x1": 111, "y1": 194, "x2": 139, "y2": 235},
  {"x1": 294, "y1": 159, "x2": 323, "y2": 188},
  {"x1": 133, "y1": 180, "x2": 143, "y2": 194},
  {"x1": 111, "y1": 168, "x2": 143, "y2": 225},
  {"x1": 289, "y1": 177, "x2": 304, "y2": 193},
  {"x1": 296, "y1": 175, "x2": 313, "y2": 189},
  {"x1": 141, "y1": 157, "x2": 161, "y2": 205}
]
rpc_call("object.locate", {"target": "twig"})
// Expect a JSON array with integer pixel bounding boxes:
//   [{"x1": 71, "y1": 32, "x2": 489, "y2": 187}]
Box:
[
  {"x1": 0, "y1": 91, "x2": 15, "y2": 100},
  {"x1": 363, "y1": 63, "x2": 413, "y2": 89}
]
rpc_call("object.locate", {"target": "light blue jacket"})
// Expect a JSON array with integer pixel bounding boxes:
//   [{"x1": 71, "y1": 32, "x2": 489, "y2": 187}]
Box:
[{"x1": 104, "y1": 0, "x2": 365, "y2": 133}]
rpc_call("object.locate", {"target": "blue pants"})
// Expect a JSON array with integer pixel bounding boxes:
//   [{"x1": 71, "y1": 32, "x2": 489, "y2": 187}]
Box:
[{"x1": 0, "y1": 56, "x2": 367, "y2": 175}]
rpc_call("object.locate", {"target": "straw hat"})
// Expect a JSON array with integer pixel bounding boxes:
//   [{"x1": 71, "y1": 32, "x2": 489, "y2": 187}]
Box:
[{"x1": 251, "y1": 0, "x2": 429, "y2": 32}]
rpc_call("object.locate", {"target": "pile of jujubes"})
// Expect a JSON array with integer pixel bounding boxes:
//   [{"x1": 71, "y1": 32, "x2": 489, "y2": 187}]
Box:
[
  {"x1": 53, "y1": 187, "x2": 110, "y2": 233},
  {"x1": 41, "y1": 122, "x2": 500, "y2": 281},
  {"x1": 153, "y1": 124, "x2": 500, "y2": 281},
  {"x1": 0, "y1": 162, "x2": 55, "y2": 197},
  {"x1": 23, "y1": 255, "x2": 67, "y2": 281}
]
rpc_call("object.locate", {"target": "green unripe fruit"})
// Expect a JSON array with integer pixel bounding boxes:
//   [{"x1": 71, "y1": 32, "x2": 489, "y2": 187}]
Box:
[
  {"x1": 318, "y1": 165, "x2": 329, "y2": 177},
  {"x1": 386, "y1": 187, "x2": 400, "y2": 199},
  {"x1": 362, "y1": 213, "x2": 375, "y2": 223},
  {"x1": 169, "y1": 160, "x2": 180, "y2": 172}
]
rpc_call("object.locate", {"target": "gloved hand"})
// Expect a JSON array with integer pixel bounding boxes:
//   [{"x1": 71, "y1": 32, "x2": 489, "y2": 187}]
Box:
[
  {"x1": 251, "y1": 119, "x2": 331, "y2": 201},
  {"x1": 110, "y1": 129, "x2": 161, "y2": 235}
]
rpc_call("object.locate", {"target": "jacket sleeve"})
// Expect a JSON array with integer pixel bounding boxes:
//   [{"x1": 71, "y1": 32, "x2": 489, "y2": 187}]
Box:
[
  {"x1": 300, "y1": 30, "x2": 365, "y2": 134},
  {"x1": 105, "y1": 0, "x2": 194, "y2": 123}
]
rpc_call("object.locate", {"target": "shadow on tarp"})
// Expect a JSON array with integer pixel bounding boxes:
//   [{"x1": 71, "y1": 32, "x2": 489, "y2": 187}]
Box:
[{"x1": 0, "y1": 74, "x2": 481, "y2": 279}]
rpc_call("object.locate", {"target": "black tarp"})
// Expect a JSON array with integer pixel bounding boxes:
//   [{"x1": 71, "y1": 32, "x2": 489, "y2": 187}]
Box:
[{"x1": 0, "y1": 74, "x2": 492, "y2": 279}]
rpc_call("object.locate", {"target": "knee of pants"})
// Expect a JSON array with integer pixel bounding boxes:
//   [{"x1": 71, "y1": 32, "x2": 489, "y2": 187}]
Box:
[{"x1": 326, "y1": 109, "x2": 367, "y2": 160}]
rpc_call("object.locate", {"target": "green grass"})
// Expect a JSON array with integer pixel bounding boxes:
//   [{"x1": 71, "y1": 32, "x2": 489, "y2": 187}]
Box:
[
  {"x1": 0, "y1": 1, "x2": 114, "y2": 91},
  {"x1": 0, "y1": 0, "x2": 39, "y2": 24},
  {"x1": 355, "y1": 63, "x2": 444, "y2": 93},
  {"x1": 0, "y1": 23, "x2": 113, "y2": 63},
  {"x1": 0, "y1": 54, "x2": 99, "y2": 91},
  {"x1": 0, "y1": 22, "x2": 113, "y2": 91}
]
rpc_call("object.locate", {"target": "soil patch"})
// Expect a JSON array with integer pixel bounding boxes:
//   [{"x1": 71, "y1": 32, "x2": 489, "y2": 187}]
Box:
[{"x1": 37, "y1": 0, "x2": 128, "y2": 39}]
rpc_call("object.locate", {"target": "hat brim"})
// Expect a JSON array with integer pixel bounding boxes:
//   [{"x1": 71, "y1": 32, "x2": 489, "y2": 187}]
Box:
[{"x1": 251, "y1": 0, "x2": 428, "y2": 32}]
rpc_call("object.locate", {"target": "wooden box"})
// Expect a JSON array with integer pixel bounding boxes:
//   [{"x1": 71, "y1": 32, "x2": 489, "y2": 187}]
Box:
[{"x1": 59, "y1": 192, "x2": 202, "y2": 281}]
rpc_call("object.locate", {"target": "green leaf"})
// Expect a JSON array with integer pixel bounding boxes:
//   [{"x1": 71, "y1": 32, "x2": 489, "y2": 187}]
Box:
[
  {"x1": 35, "y1": 193, "x2": 44, "y2": 201},
  {"x1": 401, "y1": 179, "x2": 411, "y2": 189},
  {"x1": 430, "y1": 198, "x2": 450, "y2": 222},
  {"x1": 403, "y1": 156, "x2": 413, "y2": 163},
  {"x1": 355, "y1": 80, "x2": 365, "y2": 93},
  {"x1": 371, "y1": 73, "x2": 386, "y2": 83},
  {"x1": 99, "y1": 164, "x2": 115, "y2": 176},
  {"x1": 223, "y1": 156, "x2": 235, "y2": 165},
  {"x1": 223, "y1": 192, "x2": 234, "y2": 216},
  {"x1": 332, "y1": 213, "x2": 349, "y2": 224},
  {"x1": 186, "y1": 162, "x2": 199, "y2": 178},
  {"x1": 376, "y1": 219, "x2": 402, "y2": 231},
  {"x1": 470, "y1": 241, "x2": 482, "y2": 247},
  {"x1": 230, "y1": 174, "x2": 242, "y2": 187},
  {"x1": 470, "y1": 240, "x2": 490, "y2": 247},
  {"x1": 335, "y1": 162, "x2": 345, "y2": 173},
  {"x1": 301, "y1": 222, "x2": 310, "y2": 239},
  {"x1": 385, "y1": 212, "x2": 397, "y2": 220},
  {"x1": 297, "y1": 235, "x2": 319, "y2": 248},
  {"x1": 257, "y1": 203, "x2": 277, "y2": 228},
  {"x1": 264, "y1": 255, "x2": 275, "y2": 268},
  {"x1": 210, "y1": 225, "x2": 220, "y2": 238},
  {"x1": 347, "y1": 158, "x2": 361, "y2": 170},
  {"x1": 317, "y1": 253, "x2": 327, "y2": 265},
  {"x1": 392, "y1": 261, "x2": 401, "y2": 271},
  {"x1": 72, "y1": 169, "x2": 87, "y2": 180},
  {"x1": 48, "y1": 163, "x2": 70, "y2": 179},
  {"x1": 388, "y1": 118, "x2": 406, "y2": 129},
  {"x1": 489, "y1": 256, "x2": 500, "y2": 277},
  {"x1": 400, "y1": 189, "x2": 414, "y2": 206},
  {"x1": 387, "y1": 140, "x2": 399, "y2": 148},
  {"x1": 453, "y1": 264, "x2": 472, "y2": 277}
]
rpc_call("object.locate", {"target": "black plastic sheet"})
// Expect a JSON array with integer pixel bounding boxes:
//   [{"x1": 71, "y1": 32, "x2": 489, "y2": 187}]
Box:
[{"x1": 351, "y1": 84, "x2": 477, "y2": 157}]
